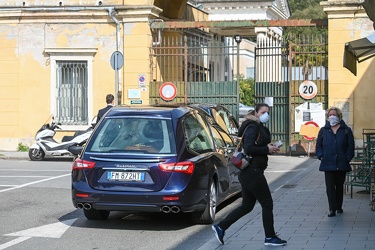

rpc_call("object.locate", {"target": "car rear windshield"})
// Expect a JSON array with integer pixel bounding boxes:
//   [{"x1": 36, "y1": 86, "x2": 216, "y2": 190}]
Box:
[{"x1": 86, "y1": 117, "x2": 176, "y2": 154}]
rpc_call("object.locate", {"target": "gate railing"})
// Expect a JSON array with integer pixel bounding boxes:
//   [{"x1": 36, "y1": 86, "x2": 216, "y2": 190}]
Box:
[
  {"x1": 150, "y1": 32, "x2": 240, "y2": 117},
  {"x1": 255, "y1": 34, "x2": 328, "y2": 154}
]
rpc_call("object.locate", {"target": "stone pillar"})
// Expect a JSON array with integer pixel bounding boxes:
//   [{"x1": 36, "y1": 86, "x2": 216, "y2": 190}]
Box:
[{"x1": 321, "y1": 0, "x2": 375, "y2": 143}]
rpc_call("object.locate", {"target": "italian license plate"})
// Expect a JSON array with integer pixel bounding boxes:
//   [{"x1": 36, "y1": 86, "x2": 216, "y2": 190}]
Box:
[{"x1": 107, "y1": 171, "x2": 145, "y2": 182}]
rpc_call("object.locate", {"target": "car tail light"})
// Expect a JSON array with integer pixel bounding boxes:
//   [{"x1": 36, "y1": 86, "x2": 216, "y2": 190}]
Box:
[
  {"x1": 163, "y1": 196, "x2": 179, "y2": 201},
  {"x1": 76, "y1": 193, "x2": 89, "y2": 198},
  {"x1": 72, "y1": 159, "x2": 96, "y2": 170},
  {"x1": 158, "y1": 161, "x2": 194, "y2": 174}
]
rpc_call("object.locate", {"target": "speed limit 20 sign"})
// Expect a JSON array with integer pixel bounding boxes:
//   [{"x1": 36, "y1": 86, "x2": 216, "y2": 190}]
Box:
[{"x1": 299, "y1": 80, "x2": 317, "y2": 100}]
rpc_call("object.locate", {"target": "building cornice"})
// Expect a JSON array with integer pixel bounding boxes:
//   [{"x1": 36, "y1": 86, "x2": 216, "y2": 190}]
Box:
[
  {"x1": 320, "y1": 0, "x2": 368, "y2": 18},
  {"x1": 0, "y1": 5, "x2": 162, "y2": 23},
  {"x1": 44, "y1": 48, "x2": 98, "y2": 56}
]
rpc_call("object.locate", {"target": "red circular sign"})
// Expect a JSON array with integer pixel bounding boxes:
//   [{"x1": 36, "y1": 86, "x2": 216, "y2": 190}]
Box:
[
  {"x1": 159, "y1": 82, "x2": 177, "y2": 101},
  {"x1": 299, "y1": 80, "x2": 318, "y2": 100},
  {"x1": 303, "y1": 121, "x2": 319, "y2": 141}
]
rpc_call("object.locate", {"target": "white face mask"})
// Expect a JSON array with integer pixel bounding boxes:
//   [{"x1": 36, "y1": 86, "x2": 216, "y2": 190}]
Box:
[
  {"x1": 259, "y1": 112, "x2": 269, "y2": 123},
  {"x1": 328, "y1": 115, "x2": 340, "y2": 126}
]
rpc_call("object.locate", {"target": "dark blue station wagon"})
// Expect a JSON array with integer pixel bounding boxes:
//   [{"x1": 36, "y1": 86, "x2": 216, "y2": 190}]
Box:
[{"x1": 71, "y1": 105, "x2": 241, "y2": 224}]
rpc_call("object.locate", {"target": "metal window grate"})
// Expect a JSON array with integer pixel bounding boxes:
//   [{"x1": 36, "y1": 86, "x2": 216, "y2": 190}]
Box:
[{"x1": 56, "y1": 61, "x2": 88, "y2": 125}]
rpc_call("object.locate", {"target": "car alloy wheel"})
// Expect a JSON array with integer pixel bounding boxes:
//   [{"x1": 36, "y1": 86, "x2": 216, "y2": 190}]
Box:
[{"x1": 191, "y1": 179, "x2": 217, "y2": 224}]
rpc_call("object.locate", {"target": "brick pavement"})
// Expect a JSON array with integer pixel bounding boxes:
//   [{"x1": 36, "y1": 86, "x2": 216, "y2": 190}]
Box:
[{"x1": 200, "y1": 156, "x2": 375, "y2": 250}]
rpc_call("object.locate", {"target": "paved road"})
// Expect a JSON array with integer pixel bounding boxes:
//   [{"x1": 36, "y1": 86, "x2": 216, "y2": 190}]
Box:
[{"x1": 0, "y1": 153, "x2": 374, "y2": 249}]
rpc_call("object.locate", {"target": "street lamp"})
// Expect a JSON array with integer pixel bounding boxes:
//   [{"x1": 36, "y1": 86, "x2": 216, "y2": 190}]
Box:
[
  {"x1": 234, "y1": 34, "x2": 242, "y2": 44},
  {"x1": 234, "y1": 35, "x2": 242, "y2": 119},
  {"x1": 234, "y1": 35, "x2": 242, "y2": 80}
]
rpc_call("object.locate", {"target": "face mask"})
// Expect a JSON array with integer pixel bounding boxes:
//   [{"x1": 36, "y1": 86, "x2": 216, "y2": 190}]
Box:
[
  {"x1": 328, "y1": 115, "x2": 340, "y2": 126},
  {"x1": 259, "y1": 112, "x2": 269, "y2": 123}
]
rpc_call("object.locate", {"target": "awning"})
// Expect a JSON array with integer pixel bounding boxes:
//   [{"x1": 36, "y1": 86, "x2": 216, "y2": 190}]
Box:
[{"x1": 344, "y1": 32, "x2": 375, "y2": 75}]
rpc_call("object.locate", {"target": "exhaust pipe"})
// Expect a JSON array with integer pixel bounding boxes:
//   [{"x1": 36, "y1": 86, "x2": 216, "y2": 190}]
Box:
[
  {"x1": 161, "y1": 205, "x2": 181, "y2": 213},
  {"x1": 171, "y1": 206, "x2": 180, "y2": 213},
  {"x1": 76, "y1": 203, "x2": 84, "y2": 209},
  {"x1": 161, "y1": 206, "x2": 171, "y2": 213},
  {"x1": 83, "y1": 203, "x2": 92, "y2": 210}
]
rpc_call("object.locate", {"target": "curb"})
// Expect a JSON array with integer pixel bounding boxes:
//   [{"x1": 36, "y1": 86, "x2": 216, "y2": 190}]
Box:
[{"x1": 0, "y1": 155, "x2": 30, "y2": 161}]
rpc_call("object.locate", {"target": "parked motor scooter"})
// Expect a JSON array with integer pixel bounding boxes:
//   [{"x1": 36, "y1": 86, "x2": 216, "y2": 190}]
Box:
[{"x1": 28, "y1": 116, "x2": 95, "y2": 161}]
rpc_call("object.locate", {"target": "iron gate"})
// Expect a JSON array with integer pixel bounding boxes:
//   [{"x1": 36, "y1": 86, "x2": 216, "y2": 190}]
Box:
[
  {"x1": 149, "y1": 32, "x2": 240, "y2": 117},
  {"x1": 255, "y1": 34, "x2": 328, "y2": 154}
]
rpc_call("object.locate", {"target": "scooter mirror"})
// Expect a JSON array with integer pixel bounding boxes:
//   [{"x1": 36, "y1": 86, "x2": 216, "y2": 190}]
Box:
[
  {"x1": 91, "y1": 116, "x2": 97, "y2": 127},
  {"x1": 68, "y1": 145, "x2": 83, "y2": 156}
]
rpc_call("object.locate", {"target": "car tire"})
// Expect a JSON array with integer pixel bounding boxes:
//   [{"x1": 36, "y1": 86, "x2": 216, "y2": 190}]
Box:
[
  {"x1": 28, "y1": 148, "x2": 45, "y2": 161},
  {"x1": 191, "y1": 179, "x2": 217, "y2": 224},
  {"x1": 83, "y1": 208, "x2": 110, "y2": 220}
]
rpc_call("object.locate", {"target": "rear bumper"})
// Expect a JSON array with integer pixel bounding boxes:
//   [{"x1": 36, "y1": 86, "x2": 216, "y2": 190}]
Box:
[{"x1": 72, "y1": 184, "x2": 207, "y2": 213}]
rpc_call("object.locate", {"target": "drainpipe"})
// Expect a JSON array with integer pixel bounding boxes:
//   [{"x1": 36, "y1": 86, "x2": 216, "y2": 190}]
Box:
[{"x1": 108, "y1": 7, "x2": 122, "y2": 105}]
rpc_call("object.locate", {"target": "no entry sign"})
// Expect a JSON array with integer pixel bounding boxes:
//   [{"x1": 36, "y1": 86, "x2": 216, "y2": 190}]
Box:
[
  {"x1": 159, "y1": 82, "x2": 177, "y2": 101},
  {"x1": 302, "y1": 121, "x2": 319, "y2": 141}
]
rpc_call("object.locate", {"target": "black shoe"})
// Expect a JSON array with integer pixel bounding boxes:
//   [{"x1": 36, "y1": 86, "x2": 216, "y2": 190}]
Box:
[
  {"x1": 264, "y1": 236, "x2": 287, "y2": 246},
  {"x1": 212, "y1": 224, "x2": 225, "y2": 244},
  {"x1": 337, "y1": 208, "x2": 343, "y2": 213},
  {"x1": 328, "y1": 210, "x2": 336, "y2": 217}
]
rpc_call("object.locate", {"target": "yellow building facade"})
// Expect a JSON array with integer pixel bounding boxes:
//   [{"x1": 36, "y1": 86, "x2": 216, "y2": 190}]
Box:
[
  {"x1": 2, "y1": 0, "x2": 374, "y2": 151},
  {"x1": 321, "y1": 0, "x2": 375, "y2": 147},
  {"x1": 0, "y1": 0, "x2": 202, "y2": 150}
]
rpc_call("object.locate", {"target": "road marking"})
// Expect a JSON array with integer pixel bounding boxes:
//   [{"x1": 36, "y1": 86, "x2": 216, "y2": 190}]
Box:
[
  {"x1": 0, "y1": 237, "x2": 31, "y2": 250},
  {"x1": 0, "y1": 174, "x2": 70, "y2": 193},
  {"x1": 0, "y1": 169, "x2": 69, "y2": 172},
  {"x1": 0, "y1": 176, "x2": 57, "y2": 178},
  {"x1": 0, "y1": 219, "x2": 77, "y2": 249}
]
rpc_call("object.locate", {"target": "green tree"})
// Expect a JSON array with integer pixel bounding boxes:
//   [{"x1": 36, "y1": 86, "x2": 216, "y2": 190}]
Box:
[
  {"x1": 285, "y1": 0, "x2": 327, "y2": 37},
  {"x1": 283, "y1": 0, "x2": 328, "y2": 67},
  {"x1": 239, "y1": 76, "x2": 255, "y2": 106}
]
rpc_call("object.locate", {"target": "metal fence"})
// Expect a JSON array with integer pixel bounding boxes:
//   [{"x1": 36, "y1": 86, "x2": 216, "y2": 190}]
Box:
[
  {"x1": 149, "y1": 32, "x2": 240, "y2": 117},
  {"x1": 255, "y1": 34, "x2": 328, "y2": 153}
]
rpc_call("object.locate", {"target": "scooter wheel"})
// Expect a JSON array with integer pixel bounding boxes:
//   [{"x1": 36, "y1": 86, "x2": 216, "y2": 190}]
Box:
[{"x1": 28, "y1": 148, "x2": 45, "y2": 161}]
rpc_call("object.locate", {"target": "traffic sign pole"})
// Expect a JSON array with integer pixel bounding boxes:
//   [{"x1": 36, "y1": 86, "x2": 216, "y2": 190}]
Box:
[
  {"x1": 110, "y1": 51, "x2": 124, "y2": 105},
  {"x1": 302, "y1": 121, "x2": 319, "y2": 157}
]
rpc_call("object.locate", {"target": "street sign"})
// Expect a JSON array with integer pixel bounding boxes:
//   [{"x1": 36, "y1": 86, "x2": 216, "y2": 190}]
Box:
[
  {"x1": 131, "y1": 100, "x2": 142, "y2": 104},
  {"x1": 301, "y1": 121, "x2": 320, "y2": 141},
  {"x1": 138, "y1": 74, "x2": 146, "y2": 88},
  {"x1": 110, "y1": 51, "x2": 124, "y2": 70},
  {"x1": 159, "y1": 82, "x2": 177, "y2": 101},
  {"x1": 299, "y1": 80, "x2": 317, "y2": 100}
]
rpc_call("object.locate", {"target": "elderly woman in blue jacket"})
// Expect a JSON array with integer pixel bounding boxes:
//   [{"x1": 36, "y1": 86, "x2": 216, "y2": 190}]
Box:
[{"x1": 316, "y1": 106, "x2": 355, "y2": 217}]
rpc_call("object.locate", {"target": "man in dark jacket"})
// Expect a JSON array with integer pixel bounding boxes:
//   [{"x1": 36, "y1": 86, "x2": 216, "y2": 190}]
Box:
[
  {"x1": 316, "y1": 106, "x2": 355, "y2": 217},
  {"x1": 96, "y1": 94, "x2": 114, "y2": 124}
]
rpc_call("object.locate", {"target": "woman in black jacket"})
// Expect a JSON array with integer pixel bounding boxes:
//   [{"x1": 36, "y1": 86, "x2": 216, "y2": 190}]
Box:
[
  {"x1": 212, "y1": 103, "x2": 287, "y2": 247},
  {"x1": 316, "y1": 106, "x2": 355, "y2": 217}
]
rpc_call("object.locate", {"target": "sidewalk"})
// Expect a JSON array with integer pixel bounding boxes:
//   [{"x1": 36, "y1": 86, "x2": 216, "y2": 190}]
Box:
[
  {"x1": 0, "y1": 151, "x2": 72, "y2": 161},
  {"x1": 0, "y1": 151, "x2": 29, "y2": 160},
  {"x1": 200, "y1": 156, "x2": 375, "y2": 250}
]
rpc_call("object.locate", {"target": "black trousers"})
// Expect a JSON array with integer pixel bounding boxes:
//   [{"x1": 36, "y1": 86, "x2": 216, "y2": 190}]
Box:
[
  {"x1": 324, "y1": 171, "x2": 347, "y2": 211},
  {"x1": 218, "y1": 168, "x2": 276, "y2": 238}
]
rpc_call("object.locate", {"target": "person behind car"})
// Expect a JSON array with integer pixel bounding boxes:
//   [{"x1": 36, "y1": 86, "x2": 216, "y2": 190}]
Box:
[
  {"x1": 96, "y1": 94, "x2": 114, "y2": 124},
  {"x1": 212, "y1": 103, "x2": 287, "y2": 247}
]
